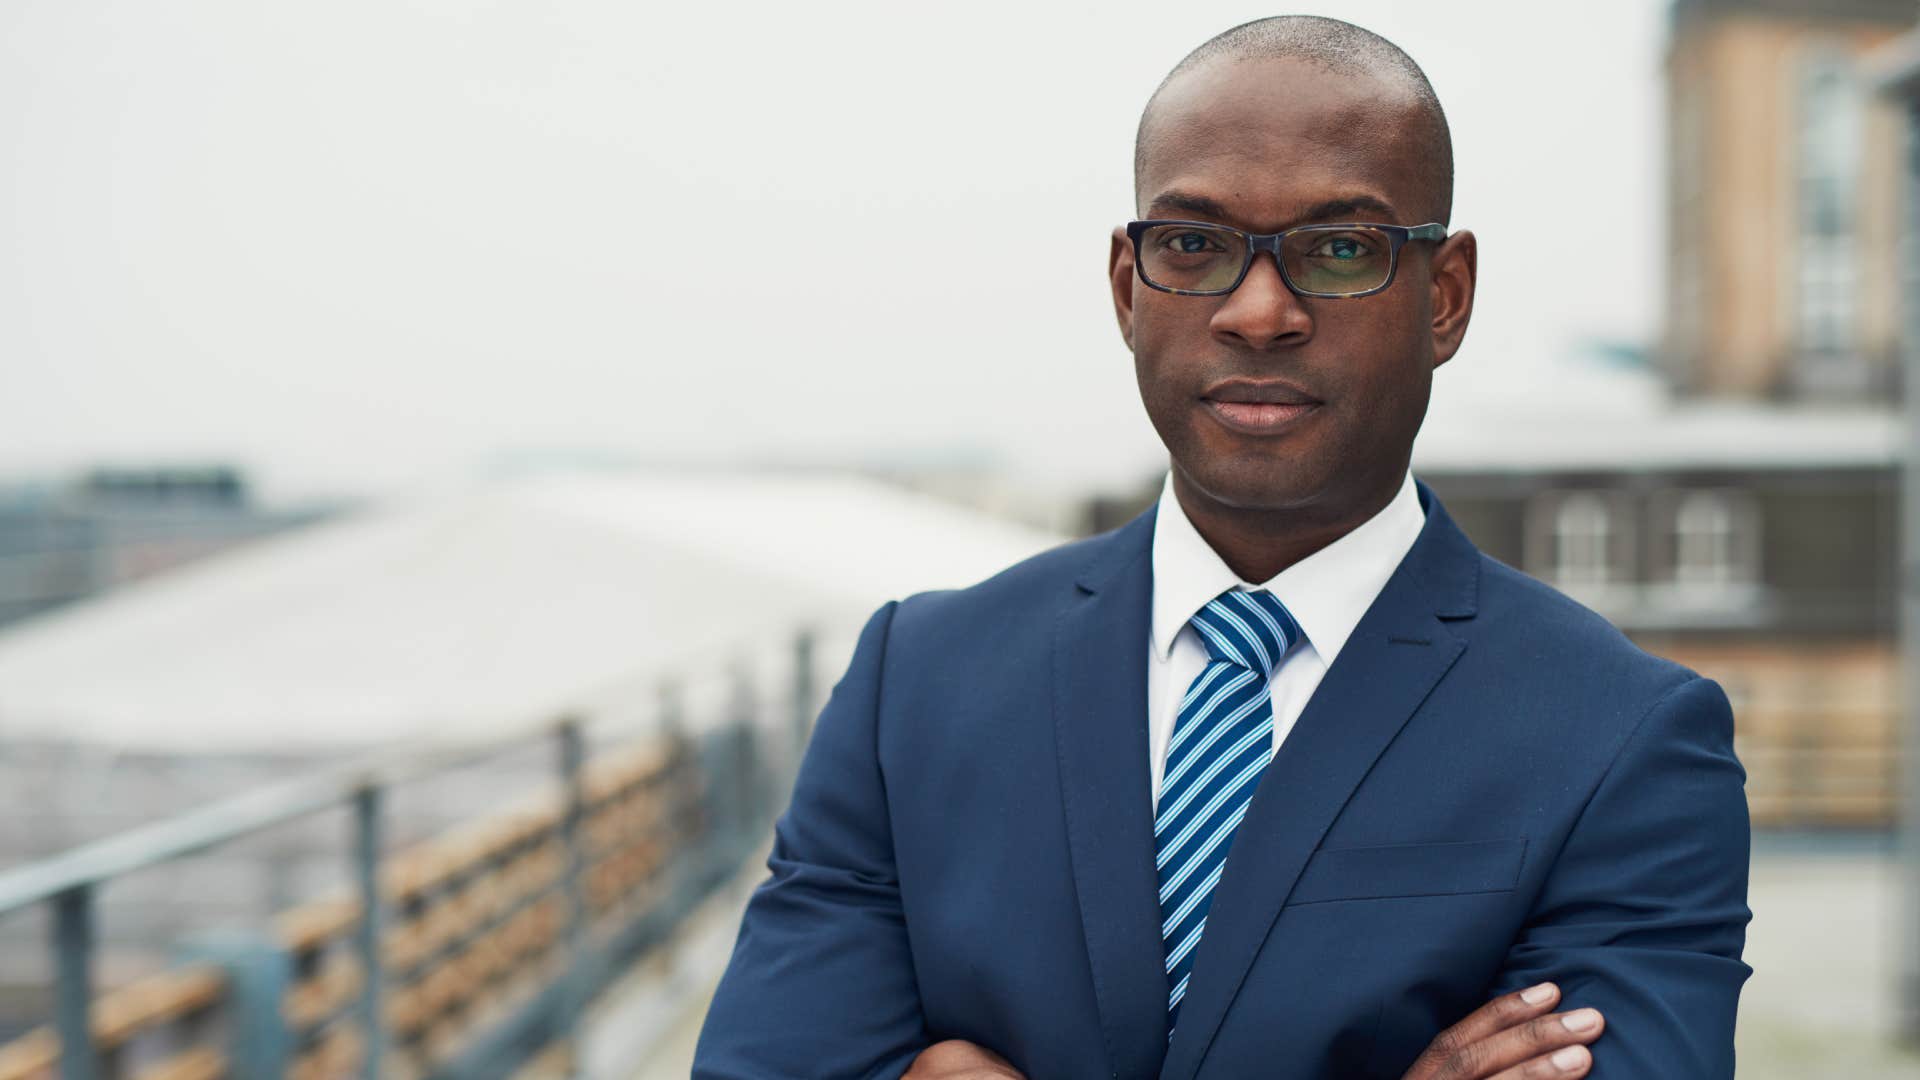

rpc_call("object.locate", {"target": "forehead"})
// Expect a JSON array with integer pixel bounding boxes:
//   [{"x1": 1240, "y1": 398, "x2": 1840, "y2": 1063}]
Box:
[{"x1": 1137, "y1": 56, "x2": 1430, "y2": 228}]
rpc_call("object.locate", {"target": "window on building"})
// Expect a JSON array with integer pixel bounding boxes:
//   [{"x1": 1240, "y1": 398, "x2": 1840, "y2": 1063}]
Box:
[
  {"x1": 1794, "y1": 47, "x2": 1862, "y2": 389},
  {"x1": 1667, "y1": 488, "x2": 1760, "y2": 590},
  {"x1": 1669, "y1": 67, "x2": 1708, "y2": 385},
  {"x1": 1674, "y1": 491, "x2": 1733, "y2": 586},
  {"x1": 1551, "y1": 492, "x2": 1618, "y2": 588}
]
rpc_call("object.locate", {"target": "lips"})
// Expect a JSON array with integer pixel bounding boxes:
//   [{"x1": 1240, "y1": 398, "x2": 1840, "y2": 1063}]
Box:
[
  {"x1": 1203, "y1": 378, "x2": 1321, "y2": 405},
  {"x1": 1200, "y1": 378, "x2": 1323, "y2": 435}
]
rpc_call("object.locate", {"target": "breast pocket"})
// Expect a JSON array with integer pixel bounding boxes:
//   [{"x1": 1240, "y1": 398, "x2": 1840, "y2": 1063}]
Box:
[{"x1": 1285, "y1": 837, "x2": 1528, "y2": 905}]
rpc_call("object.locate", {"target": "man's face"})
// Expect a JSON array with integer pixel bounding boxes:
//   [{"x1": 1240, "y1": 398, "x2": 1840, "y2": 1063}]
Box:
[{"x1": 1111, "y1": 56, "x2": 1474, "y2": 523}]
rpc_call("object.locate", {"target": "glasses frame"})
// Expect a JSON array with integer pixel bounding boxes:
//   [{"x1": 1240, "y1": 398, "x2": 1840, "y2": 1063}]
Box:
[{"x1": 1124, "y1": 219, "x2": 1449, "y2": 299}]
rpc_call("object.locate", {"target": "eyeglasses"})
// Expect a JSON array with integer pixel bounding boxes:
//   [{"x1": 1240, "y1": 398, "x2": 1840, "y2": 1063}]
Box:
[{"x1": 1124, "y1": 219, "x2": 1448, "y2": 298}]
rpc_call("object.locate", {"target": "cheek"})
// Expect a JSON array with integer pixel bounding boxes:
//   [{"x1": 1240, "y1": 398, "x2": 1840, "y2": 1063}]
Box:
[
  {"x1": 1133, "y1": 350, "x2": 1197, "y2": 430},
  {"x1": 1318, "y1": 306, "x2": 1431, "y2": 386},
  {"x1": 1129, "y1": 302, "x2": 1213, "y2": 387}
]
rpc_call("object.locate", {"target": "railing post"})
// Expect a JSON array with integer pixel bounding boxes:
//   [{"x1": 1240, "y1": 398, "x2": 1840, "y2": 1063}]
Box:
[
  {"x1": 52, "y1": 885, "x2": 98, "y2": 1080},
  {"x1": 352, "y1": 782, "x2": 386, "y2": 1080},
  {"x1": 657, "y1": 678, "x2": 684, "y2": 745},
  {"x1": 727, "y1": 660, "x2": 762, "y2": 850},
  {"x1": 182, "y1": 933, "x2": 291, "y2": 1078},
  {"x1": 790, "y1": 628, "x2": 817, "y2": 782},
  {"x1": 555, "y1": 716, "x2": 589, "y2": 1078}
]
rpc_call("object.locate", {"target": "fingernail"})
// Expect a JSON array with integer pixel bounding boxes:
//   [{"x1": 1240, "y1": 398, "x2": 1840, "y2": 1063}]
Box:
[
  {"x1": 1521, "y1": 982, "x2": 1555, "y2": 1005},
  {"x1": 1552, "y1": 1045, "x2": 1588, "y2": 1070},
  {"x1": 1561, "y1": 1008, "x2": 1599, "y2": 1033}
]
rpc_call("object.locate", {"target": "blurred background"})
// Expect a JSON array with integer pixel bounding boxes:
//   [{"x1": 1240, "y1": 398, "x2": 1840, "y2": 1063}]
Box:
[{"x1": 1, "y1": 0, "x2": 1917, "y2": 1076}]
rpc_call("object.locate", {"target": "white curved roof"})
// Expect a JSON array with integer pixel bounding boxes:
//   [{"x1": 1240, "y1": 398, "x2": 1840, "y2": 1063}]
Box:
[{"x1": 0, "y1": 470, "x2": 1065, "y2": 753}]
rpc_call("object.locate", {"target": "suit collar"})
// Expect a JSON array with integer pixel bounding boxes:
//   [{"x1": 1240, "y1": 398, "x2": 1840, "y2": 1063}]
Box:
[
  {"x1": 1402, "y1": 476, "x2": 1480, "y2": 619},
  {"x1": 1057, "y1": 476, "x2": 1481, "y2": 1080},
  {"x1": 1148, "y1": 469, "x2": 1428, "y2": 666},
  {"x1": 1074, "y1": 475, "x2": 1478, "y2": 619}
]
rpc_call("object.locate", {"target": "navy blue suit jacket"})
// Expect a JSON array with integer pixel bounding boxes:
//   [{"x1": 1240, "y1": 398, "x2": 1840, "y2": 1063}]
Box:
[{"x1": 693, "y1": 480, "x2": 1752, "y2": 1078}]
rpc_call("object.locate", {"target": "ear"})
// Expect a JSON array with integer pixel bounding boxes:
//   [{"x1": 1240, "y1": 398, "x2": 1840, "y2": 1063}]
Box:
[
  {"x1": 1428, "y1": 229, "x2": 1477, "y2": 369},
  {"x1": 1109, "y1": 225, "x2": 1136, "y2": 350}
]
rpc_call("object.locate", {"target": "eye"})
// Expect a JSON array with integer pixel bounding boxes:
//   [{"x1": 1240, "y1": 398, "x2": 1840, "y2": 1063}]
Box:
[
  {"x1": 1159, "y1": 230, "x2": 1228, "y2": 254},
  {"x1": 1307, "y1": 234, "x2": 1375, "y2": 260}
]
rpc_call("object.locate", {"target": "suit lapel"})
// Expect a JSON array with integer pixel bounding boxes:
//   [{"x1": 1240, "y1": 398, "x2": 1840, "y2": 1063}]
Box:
[
  {"x1": 1052, "y1": 508, "x2": 1170, "y2": 1078},
  {"x1": 1157, "y1": 481, "x2": 1482, "y2": 1080}
]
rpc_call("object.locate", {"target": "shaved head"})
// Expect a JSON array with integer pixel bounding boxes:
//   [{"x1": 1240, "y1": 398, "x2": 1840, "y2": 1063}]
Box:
[{"x1": 1134, "y1": 15, "x2": 1454, "y2": 226}]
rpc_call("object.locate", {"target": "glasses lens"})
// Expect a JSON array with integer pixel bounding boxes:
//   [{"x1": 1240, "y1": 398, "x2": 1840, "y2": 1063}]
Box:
[
  {"x1": 1281, "y1": 227, "x2": 1393, "y2": 296},
  {"x1": 1137, "y1": 224, "x2": 1247, "y2": 293}
]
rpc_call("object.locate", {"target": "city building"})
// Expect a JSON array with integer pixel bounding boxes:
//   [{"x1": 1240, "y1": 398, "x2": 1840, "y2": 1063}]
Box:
[
  {"x1": 1663, "y1": 0, "x2": 1912, "y2": 402},
  {"x1": 0, "y1": 465, "x2": 330, "y2": 629}
]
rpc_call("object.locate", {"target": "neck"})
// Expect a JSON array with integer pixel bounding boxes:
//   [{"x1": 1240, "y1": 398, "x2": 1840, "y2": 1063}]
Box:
[{"x1": 1171, "y1": 469, "x2": 1403, "y2": 584}]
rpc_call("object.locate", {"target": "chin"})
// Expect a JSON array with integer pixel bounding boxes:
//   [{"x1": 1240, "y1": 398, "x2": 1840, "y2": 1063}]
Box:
[{"x1": 1181, "y1": 454, "x2": 1326, "y2": 512}]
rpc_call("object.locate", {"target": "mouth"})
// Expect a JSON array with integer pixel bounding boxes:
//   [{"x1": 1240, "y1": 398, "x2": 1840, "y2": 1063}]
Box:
[{"x1": 1199, "y1": 379, "x2": 1323, "y2": 436}]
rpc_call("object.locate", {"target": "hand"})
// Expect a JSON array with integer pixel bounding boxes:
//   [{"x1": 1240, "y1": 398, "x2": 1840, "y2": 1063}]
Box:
[
  {"x1": 1400, "y1": 982, "x2": 1606, "y2": 1079},
  {"x1": 902, "y1": 1039, "x2": 1027, "y2": 1079}
]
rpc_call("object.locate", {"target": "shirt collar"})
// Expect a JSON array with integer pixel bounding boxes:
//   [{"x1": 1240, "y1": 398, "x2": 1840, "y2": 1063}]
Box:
[{"x1": 1150, "y1": 468, "x2": 1426, "y2": 666}]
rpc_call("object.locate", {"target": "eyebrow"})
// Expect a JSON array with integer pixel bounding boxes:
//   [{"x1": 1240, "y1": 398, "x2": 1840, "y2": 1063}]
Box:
[{"x1": 1145, "y1": 189, "x2": 1402, "y2": 228}]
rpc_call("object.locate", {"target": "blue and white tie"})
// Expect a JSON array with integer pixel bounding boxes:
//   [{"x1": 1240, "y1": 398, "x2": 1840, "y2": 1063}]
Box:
[{"x1": 1156, "y1": 587, "x2": 1303, "y2": 1035}]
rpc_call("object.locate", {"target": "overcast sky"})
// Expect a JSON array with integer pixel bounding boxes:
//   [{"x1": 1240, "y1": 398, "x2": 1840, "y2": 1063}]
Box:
[{"x1": 1, "y1": 1, "x2": 1670, "y2": 503}]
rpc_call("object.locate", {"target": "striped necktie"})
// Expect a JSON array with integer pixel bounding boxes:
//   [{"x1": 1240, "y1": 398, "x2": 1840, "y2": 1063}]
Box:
[{"x1": 1156, "y1": 587, "x2": 1303, "y2": 1035}]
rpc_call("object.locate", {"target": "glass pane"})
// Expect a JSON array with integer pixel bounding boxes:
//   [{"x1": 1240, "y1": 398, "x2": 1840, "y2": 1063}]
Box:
[
  {"x1": 1138, "y1": 224, "x2": 1246, "y2": 292},
  {"x1": 1282, "y1": 227, "x2": 1392, "y2": 295}
]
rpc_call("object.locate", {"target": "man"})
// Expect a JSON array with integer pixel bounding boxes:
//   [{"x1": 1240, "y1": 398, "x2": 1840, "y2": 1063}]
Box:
[{"x1": 693, "y1": 15, "x2": 1751, "y2": 1080}]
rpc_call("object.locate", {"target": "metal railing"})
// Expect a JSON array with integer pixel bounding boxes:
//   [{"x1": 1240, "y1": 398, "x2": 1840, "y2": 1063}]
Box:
[{"x1": 0, "y1": 629, "x2": 816, "y2": 1080}]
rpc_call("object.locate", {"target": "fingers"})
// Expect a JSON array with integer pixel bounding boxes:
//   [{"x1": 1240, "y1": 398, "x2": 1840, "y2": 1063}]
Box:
[
  {"x1": 1472, "y1": 1009, "x2": 1604, "y2": 1079},
  {"x1": 1431, "y1": 1008, "x2": 1605, "y2": 1080},
  {"x1": 1413, "y1": 976, "x2": 1559, "y2": 1068},
  {"x1": 1402, "y1": 984, "x2": 1606, "y2": 1080},
  {"x1": 1484, "y1": 1042, "x2": 1593, "y2": 1079}
]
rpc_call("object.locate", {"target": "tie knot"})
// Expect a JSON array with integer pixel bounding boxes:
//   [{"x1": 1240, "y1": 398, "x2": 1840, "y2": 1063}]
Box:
[{"x1": 1190, "y1": 589, "x2": 1303, "y2": 676}]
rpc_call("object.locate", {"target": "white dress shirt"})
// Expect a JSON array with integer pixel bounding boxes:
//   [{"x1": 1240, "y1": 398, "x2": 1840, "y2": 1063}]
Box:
[{"x1": 1147, "y1": 468, "x2": 1428, "y2": 809}]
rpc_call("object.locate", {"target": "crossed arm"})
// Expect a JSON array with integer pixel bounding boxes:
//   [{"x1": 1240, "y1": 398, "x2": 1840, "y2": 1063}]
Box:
[
  {"x1": 912, "y1": 675, "x2": 1752, "y2": 1080},
  {"x1": 1476, "y1": 675, "x2": 1753, "y2": 1077},
  {"x1": 691, "y1": 598, "x2": 1753, "y2": 1079},
  {"x1": 692, "y1": 601, "x2": 929, "y2": 1079}
]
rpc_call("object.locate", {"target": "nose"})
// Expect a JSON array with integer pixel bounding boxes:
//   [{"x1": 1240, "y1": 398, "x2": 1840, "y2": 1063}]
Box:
[{"x1": 1210, "y1": 252, "x2": 1313, "y2": 350}]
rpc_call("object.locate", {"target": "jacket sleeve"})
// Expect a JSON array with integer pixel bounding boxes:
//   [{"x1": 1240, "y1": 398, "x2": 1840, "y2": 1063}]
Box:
[
  {"x1": 1486, "y1": 675, "x2": 1754, "y2": 1078},
  {"x1": 692, "y1": 600, "x2": 929, "y2": 1080}
]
